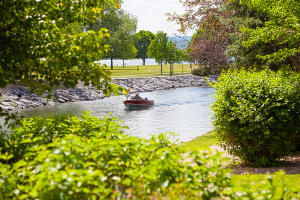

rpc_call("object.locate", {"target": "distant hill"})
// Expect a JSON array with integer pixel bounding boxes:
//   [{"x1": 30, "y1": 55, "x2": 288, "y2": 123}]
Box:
[{"x1": 169, "y1": 36, "x2": 192, "y2": 50}]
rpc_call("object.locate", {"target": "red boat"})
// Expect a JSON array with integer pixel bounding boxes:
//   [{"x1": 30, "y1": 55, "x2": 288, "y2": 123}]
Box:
[{"x1": 123, "y1": 94, "x2": 154, "y2": 108}]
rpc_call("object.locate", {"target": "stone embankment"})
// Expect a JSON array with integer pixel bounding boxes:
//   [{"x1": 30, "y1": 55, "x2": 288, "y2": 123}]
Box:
[{"x1": 0, "y1": 75, "x2": 217, "y2": 112}]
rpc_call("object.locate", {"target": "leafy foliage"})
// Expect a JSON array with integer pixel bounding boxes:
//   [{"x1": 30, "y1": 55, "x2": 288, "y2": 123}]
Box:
[
  {"x1": 170, "y1": 0, "x2": 300, "y2": 71},
  {"x1": 0, "y1": 113, "x2": 234, "y2": 200},
  {"x1": 223, "y1": 0, "x2": 269, "y2": 68},
  {"x1": 87, "y1": 8, "x2": 138, "y2": 69},
  {"x1": 0, "y1": 112, "x2": 125, "y2": 163},
  {"x1": 1, "y1": 113, "x2": 300, "y2": 199},
  {"x1": 148, "y1": 31, "x2": 170, "y2": 74},
  {"x1": 191, "y1": 66, "x2": 213, "y2": 76},
  {"x1": 148, "y1": 31, "x2": 183, "y2": 75},
  {"x1": 212, "y1": 69, "x2": 300, "y2": 166},
  {"x1": 238, "y1": 0, "x2": 300, "y2": 71},
  {"x1": 0, "y1": 0, "x2": 123, "y2": 96},
  {"x1": 168, "y1": 0, "x2": 231, "y2": 72},
  {"x1": 134, "y1": 30, "x2": 155, "y2": 65}
]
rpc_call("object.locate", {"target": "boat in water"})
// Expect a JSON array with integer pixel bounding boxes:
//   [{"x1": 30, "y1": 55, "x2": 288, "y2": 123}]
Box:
[{"x1": 123, "y1": 94, "x2": 154, "y2": 108}]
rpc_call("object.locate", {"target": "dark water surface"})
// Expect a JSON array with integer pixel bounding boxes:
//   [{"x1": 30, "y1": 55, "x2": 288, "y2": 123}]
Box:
[{"x1": 22, "y1": 87, "x2": 215, "y2": 142}]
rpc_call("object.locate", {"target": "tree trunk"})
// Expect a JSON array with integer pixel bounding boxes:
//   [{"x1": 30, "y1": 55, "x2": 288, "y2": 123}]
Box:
[
  {"x1": 123, "y1": 59, "x2": 125, "y2": 67},
  {"x1": 110, "y1": 57, "x2": 113, "y2": 70},
  {"x1": 182, "y1": 62, "x2": 183, "y2": 74},
  {"x1": 143, "y1": 58, "x2": 146, "y2": 66},
  {"x1": 160, "y1": 61, "x2": 163, "y2": 75}
]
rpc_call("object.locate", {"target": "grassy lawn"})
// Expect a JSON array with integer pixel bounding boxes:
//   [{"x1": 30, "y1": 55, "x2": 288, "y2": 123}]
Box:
[
  {"x1": 231, "y1": 174, "x2": 300, "y2": 194},
  {"x1": 106, "y1": 64, "x2": 197, "y2": 78},
  {"x1": 182, "y1": 131, "x2": 218, "y2": 151},
  {"x1": 183, "y1": 132, "x2": 300, "y2": 192}
]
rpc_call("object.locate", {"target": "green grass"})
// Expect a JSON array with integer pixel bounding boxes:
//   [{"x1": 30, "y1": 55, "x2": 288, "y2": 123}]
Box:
[
  {"x1": 106, "y1": 64, "x2": 196, "y2": 78},
  {"x1": 183, "y1": 131, "x2": 218, "y2": 151},
  {"x1": 232, "y1": 174, "x2": 300, "y2": 194},
  {"x1": 183, "y1": 132, "x2": 300, "y2": 193}
]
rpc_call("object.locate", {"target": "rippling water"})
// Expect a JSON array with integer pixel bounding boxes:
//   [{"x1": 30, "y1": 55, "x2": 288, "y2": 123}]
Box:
[{"x1": 22, "y1": 87, "x2": 215, "y2": 142}]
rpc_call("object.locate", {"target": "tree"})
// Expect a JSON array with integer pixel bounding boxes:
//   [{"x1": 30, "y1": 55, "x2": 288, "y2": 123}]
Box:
[
  {"x1": 236, "y1": 0, "x2": 300, "y2": 71},
  {"x1": 134, "y1": 30, "x2": 155, "y2": 65},
  {"x1": 189, "y1": 24, "x2": 230, "y2": 74},
  {"x1": 87, "y1": 8, "x2": 137, "y2": 69},
  {"x1": 148, "y1": 31, "x2": 169, "y2": 75},
  {"x1": 223, "y1": 0, "x2": 276, "y2": 69},
  {"x1": 0, "y1": 0, "x2": 123, "y2": 96},
  {"x1": 165, "y1": 41, "x2": 183, "y2": 75},
  {"x1": 177, "y1": 49, "x2": 191, "y2": 73},
  {"x1": 167, "y1": 0, "x2": 232, "y2": 73},
  {"x1": 116, "y1": 13, "x2": 138, "y2": 67},
  {"x1": 119, "y1": 44, "x2": 138, "y2": 67},
  {"x1": 0, "y1": 0, "x2": 126, "y2": 120}
]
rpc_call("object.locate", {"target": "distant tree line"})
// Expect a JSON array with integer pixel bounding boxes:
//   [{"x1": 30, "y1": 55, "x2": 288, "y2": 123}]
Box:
[{"x1": 84, "y1": 2, "x2": 190, "y2": 69}]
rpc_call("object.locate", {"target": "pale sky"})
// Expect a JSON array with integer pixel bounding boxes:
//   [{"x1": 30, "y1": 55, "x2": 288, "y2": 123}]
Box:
[{"x1": 122, "y1": 0, "x2": 193, "y2": 36}]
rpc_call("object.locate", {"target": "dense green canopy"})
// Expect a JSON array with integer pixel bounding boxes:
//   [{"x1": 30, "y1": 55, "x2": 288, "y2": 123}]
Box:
[
  {"x1": 134, "y1": 30, "x2": 155, "y2": 65},
  {"x1": 0, "y1": 0, "x2": 124, "y2": 97},
  {"x1": 238, "y1": 0, "x2": 300, "y2": 70},
  {"x1": 87, "y1": 8, "x2": 137, "y2": 69}
]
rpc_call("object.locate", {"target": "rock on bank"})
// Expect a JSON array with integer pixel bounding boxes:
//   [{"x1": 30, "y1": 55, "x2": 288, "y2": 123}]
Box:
[{"x1": 0, "y1": 75, "x2": 217, "y2": 112}]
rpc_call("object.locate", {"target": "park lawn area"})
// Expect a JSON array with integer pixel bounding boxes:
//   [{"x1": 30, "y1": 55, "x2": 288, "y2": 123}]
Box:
[
  {"x1": 231, "y1": 174, "x2": 300, "y2": 194},
  {"x1": 183, "y1": 131, "x2": 218, "y2": 151},
  {"x1": 107, "y1": 64, "x2": 197, "y2": 78},
  {"x1": 183, "y1": 132, "x2": 300, "y2": 193}
]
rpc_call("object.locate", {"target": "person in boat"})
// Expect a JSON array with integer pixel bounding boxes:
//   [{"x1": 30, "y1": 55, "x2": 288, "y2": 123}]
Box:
[{"x1": 132, "y1": 93, "x2": 143, "y2": 100}]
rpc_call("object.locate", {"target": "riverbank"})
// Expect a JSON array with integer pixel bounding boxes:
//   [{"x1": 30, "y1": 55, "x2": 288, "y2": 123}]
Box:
[
  {"x1": 184, "y1": 132, "x2": 300, "y2": 175},
  {"x1": 0, "y1": 75, "x2": 218, "y2": 112}
]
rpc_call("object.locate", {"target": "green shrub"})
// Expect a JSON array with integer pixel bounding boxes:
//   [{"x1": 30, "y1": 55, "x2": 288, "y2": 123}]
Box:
[
  {"x1": 0, "y1": 113, "x2": 299, "y2": 199},
  {"x1": 192, "y1": 66, "x2": 224, "y2": 76},
  {"x1": 212, "y1": 69, "x2": 300, "y2": 166},
  {"x1": 192, "y1": 66, "x2": 212, "y2": 76},
  {"x1": 0, "y1": 113, "x2": 233, "y2": 199},
  {"x1": 0, "y1": 112, "x2": 126, "y2": 163}
]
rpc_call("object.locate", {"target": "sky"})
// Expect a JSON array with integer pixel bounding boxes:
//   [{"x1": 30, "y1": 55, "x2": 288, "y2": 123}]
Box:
[{"x1": 122, "y1": 0, "x2": 193, "y2": 36}]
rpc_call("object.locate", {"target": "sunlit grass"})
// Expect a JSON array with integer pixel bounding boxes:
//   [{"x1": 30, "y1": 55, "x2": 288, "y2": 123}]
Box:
[
  {"x1": 183, "y1": 132, "x2": 300, "y2": 192},
  {"x1": 183, "y1": 131, "x2": 218, "y2": 151},
  {"x1": 106, "y1": 64, "x2": 197, "y2": 78},
  {"x1": 231, "y1": 174, "x2": 300, "y2": 193}
]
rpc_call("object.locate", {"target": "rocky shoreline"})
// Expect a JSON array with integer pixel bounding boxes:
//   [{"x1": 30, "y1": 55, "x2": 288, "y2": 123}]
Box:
[{"x1": 0, "y1": 75, "x2": 218, "y2": 112}]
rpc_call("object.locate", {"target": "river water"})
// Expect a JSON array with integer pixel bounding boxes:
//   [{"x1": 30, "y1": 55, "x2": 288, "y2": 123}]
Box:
[{"x1": 23, "y1": 87, "x2": 215, "y2": 142}]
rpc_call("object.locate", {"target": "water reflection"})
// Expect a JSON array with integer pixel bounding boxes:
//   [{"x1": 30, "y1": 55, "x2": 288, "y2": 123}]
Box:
[{"x1": 22, "y1": 87, "x2": 215, "y2": 142}]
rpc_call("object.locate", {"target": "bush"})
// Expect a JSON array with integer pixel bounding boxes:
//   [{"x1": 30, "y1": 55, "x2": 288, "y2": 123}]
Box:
[
  {"x1": 0, "y1": 112, "x2": 125, "y2": 163},
  {"x1": 0, "y1": 113, "x2": 299, "y2": 199},
  {"x1": 192, "y1": 66, "x2": 211, "y2": 76},
  {"x1": 192, "y1": 66, "x2": 225, "y2": 76},
  {"x1": 0, "y1": 113, "x2": 233, "y2": 199},
  {"x1": 212, "y1": 69, "x2": 300, "y2": 166}
]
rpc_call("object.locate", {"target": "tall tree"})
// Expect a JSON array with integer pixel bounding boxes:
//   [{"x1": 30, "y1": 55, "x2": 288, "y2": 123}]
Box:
[
  {"x1": 134, "y1": 30, "x2": 155, "y2": 65},
  {"x1": 223, "y1": 0, "x2": 275, "y2": 69},
  {"x1": 167, "y1": 0, "x2": 232, "y2": 73},
  {"x1": 0, "y1": 0, "x2": 126, "y2": 122},
  {"x1": 120, "y1": 44, "x2": 138, "y2": 67},
  {"x1": 0, "y1": 0, "x2": 122, "y2": 96},
  {"x1": 87, "y1": 8, "x2": 137, "y2": 69},
  {"x1": 148, "y1": 31, "x2": 169, "y2": 75},
  {"x1": 237, "y1": 0, "x2": 300, "y2": 71}
]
